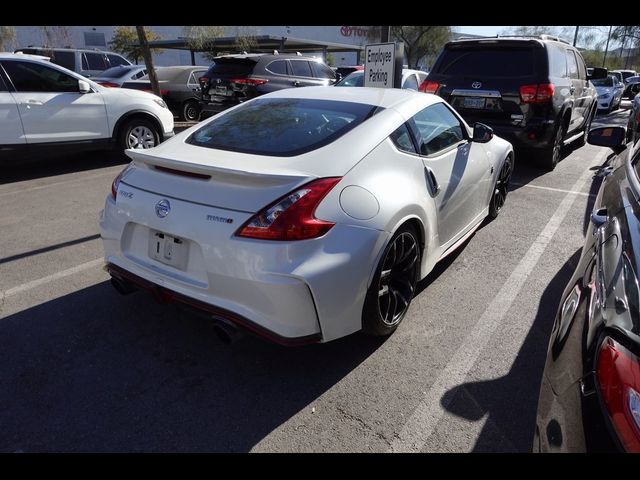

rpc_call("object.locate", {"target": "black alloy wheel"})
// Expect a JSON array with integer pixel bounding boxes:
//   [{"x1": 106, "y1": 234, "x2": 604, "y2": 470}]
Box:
[
  {"x1": 489, "y1": 154, "x2": 513, "y2": 218},
  {"x1": 363, "y1": 224, "x2": 421, "y2": 336}
]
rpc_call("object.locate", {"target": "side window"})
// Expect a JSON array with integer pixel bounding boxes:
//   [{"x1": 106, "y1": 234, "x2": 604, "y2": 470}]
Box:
[
  {"x1": 84, "y1": 52, "x2": 107, "y2": 71},
  {"x1": 410, "y1": 103, "x2": 466, "y2": 156},
  {"x1": 188, "y1": 71, "x2": 205, "y2": 86},
  {"x1": 290, "y1": 60, "x2": 313, "y2": 78},
  {"x1": 574, "y1": 52, "x2": 587, "y2": 80},
  {"x1": 107, "y1": 54, "x2": 129, "y2": 68},
  {"x1": 1, "y1": 61, "x2": 79, "y2": 93},
  {"x1": 548, "y1": 44, "x2": 567, "y2": 78},
  {"x1": 390, "y1": 123, "x2": 417, "y2": 154},
  {"x1": 134, "y1": 69, "x2": 147, "y2": 79},
  {"x1": 51, "y1": 51, "x2": 76, "y2": 71},
  {"x1": 566, "y1": 51, "x2": 579, "y2": 79},
  {"x1": 402, "y1": 74, "x2": 419, "y2": 91},
  {"x1": 310, "y1": 62, "x2": 335, "y2": 80},
  {"x1": 266, "y1": 60, "x2": 289, "y2": 75},
  {"x1": 0, "y1": 74, "x2": 7, "y2": 91}
]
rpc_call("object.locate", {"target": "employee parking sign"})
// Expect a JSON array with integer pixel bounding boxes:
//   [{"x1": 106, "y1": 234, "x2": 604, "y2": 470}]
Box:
[{"x1": 364, "y1": 42, "x2": 404, "y2": 89}]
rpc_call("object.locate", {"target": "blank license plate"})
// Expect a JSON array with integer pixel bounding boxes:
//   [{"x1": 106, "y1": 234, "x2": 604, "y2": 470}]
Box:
[
  {"x1": 463, "y1": 97, "x2": 486, "y2": 109},
  {"x1": 148, "y1": 230, "x2": 189, "y2": 270}
]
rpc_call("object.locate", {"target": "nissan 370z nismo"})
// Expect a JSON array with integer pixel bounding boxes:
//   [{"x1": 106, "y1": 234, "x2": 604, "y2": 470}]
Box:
[{"x1": 100, "y1": 87, "x2": 514, "y2": 345}]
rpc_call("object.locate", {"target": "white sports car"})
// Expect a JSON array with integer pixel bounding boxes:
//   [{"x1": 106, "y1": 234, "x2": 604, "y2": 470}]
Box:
[{"x1": 100, "y1": 86, "x2": 514, "y2": 345}]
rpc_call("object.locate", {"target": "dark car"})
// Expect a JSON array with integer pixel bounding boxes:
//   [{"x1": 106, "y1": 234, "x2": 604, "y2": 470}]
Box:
[
  {"x1": 198, "y1": 53, "x2": 337, "y2": 115},
  {"x1": 534, "y1": 127, "x2": 640, "y2": 452},
  {"x1": 623, "y1": 76, "x2": 640, "y2": 100},
  {"x1": 627, "y1": 84, "x2": 640, "y2": 144},
  {"x1": 15, "y1": 47, "x2": 131, "y2": 78},
  {"x1": 423, "y1": 35, "x2": 604, "y2": 170},
  {"x1": 122, "y1": 65, "x2": 208, "y2": 121}
]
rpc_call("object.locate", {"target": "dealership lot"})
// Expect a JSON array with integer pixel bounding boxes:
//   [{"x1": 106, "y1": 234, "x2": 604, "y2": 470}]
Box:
[{"x1": 0, "y1": 106, "x2": 632, "y2": 452}]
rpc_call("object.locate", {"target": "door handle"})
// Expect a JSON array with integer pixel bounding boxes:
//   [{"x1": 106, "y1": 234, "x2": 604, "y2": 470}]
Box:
[
  {"x1": 24, "y1": 99, "x2": 43, "y2": 106},
  {"x1": 424, "y1": 167, "x2": 440, "y2": 196},
  {"x1": 292, "y1": 80, "x2": 300, "y2": 87},
  {"x1": 591, "y1": 207, "x2": 608, "y2": 231}
]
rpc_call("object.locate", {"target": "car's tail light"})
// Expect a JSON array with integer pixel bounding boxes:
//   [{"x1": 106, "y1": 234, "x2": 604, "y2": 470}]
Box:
[
  {"x1": 111, "y1": 164, "x2": 133, "y2": 200},
  {"x1": 236, "y1": 177, "x2": 342, "y2": 241},
  {"x1": 419, "y1": 80, "x2": 440, "y2": 94},
  {"x1": 520, "y1": 83, "x2": 555, "y2": 103},
  {"x1": 231, "y1": 78, "x2": 268, "y2": 87},
  {"x1": 596, "y1": 336, "x2": 640, "y2": 452},
  {"x1": 99, "y1": 81, "x2": 119, "y2": 88},
  {"x1": 198, "y1": 76, "x2": 208, "y2": 84}
]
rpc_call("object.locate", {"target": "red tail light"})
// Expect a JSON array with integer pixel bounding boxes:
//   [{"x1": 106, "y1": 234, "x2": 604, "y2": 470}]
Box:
[
  {"x1": 99, "y1": 81, "x2": 119, "y2": 88},
  {"x1": 198, "y1": 76, "x2": 208, "y2": 84},
  {"x1": 236, "y1": 177, "x2": 342, "y2": 241},
  {"x1": 597, "y1": 337, "x2": 640, "y2": 452},
  {"x1": 419, "y1": 80, "x2": 440, "y2": 94},
  {"x1": 520, "y1": 83, "x2": 555, "y2": 103},
  {"x1": 111, "y1": 164, "x2": 133, "y2": 200},
  {"x1": 231, "y1": 78, "x2": 268, "y2": 87}
]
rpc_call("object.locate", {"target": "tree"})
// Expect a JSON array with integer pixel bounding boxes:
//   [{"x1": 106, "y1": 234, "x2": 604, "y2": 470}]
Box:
[
  {"x1": 110, "y1": 26, "x2": 162, "y2": 64},
  {"x1": 0, "y1": 26, "x2": 16, "y2": 51},
  {"x1": 612, "y1": 26, "x2": 640, "y2": 69},
  {"x1": 391, "y1": 26, "x2": 451, "y2": 69},
  {"x1": 135, "y1": 26, "x2": 160, "y2": 98},
  {"x1": 39, "y1": 26, "x2": 72, "y2": 47}
]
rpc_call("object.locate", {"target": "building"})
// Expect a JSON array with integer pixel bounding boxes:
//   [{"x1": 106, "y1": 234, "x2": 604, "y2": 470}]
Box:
[{"x1": 12, "y1": 26, "x2": 380, "y2": 67}]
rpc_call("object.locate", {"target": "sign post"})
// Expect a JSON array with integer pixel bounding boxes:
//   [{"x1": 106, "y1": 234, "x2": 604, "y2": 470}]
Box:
[{"x1": 363, "y1": 42, "x2": 404, "y2": 89}]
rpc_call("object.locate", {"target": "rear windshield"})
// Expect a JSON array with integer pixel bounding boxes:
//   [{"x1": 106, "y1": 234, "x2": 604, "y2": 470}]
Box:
[
  {"x1": 436, "y1": 47, "x2": 535, "y2": 77},
  {"x1": 206, "y1": 58, "x2": 256, "y2": 76},
  {"x1": 99, "y1": 66, "x2": 134, "y2": 78},
  {"x1": 187, "y1": 98, "x2": 382, "y2": 157}
]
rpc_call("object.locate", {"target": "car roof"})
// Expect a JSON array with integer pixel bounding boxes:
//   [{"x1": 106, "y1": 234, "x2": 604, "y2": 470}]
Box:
[{"x1": 0, "y1": 51, "x2": 50, "y2": 61}]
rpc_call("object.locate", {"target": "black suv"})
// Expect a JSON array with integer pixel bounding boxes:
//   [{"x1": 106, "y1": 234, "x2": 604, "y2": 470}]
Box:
[
  {"x1": 423, "y1": 35, "x2": 604, "y2": 170},
  {"x1": 198, "y1": 53, "x2": 337, "y2": 115}
]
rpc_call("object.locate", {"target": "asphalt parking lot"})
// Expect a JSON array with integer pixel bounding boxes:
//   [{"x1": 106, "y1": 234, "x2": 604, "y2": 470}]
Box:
[{"x1": 0, "y1": 103, "x2": 633, "y2": 453}]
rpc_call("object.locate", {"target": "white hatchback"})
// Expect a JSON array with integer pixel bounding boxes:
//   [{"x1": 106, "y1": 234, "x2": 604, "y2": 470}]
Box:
[{"x1": 0, "y1": 53, "x2": 174, "y2": 160}]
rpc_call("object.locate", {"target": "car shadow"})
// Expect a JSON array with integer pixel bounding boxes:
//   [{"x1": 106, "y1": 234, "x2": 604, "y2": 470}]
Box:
[
  {"x1": 0, "y1": 281, "x2": 386, "y2": 452},
  {"x1": 436, "y1": 247, "x2": 582, "y2": 452},
  {"x1": 1, "y1": 150, "x2": 128, "y2": 185}
]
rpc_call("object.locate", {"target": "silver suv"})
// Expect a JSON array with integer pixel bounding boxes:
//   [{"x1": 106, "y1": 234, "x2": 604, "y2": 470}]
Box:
[{"x1": 14, "y1": 47, "x2": 131, "y2": 78}]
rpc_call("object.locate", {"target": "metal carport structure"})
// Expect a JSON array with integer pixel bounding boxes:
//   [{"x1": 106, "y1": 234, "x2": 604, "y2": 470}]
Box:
[{"x1": 145, "y1": 35, "x2": 366, "y2": 65}]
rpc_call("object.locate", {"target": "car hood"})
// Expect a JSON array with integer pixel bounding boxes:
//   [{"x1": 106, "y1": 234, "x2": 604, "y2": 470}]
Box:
[{"x1": 596, "y1": 86, "x2": 613, "y2": 95}]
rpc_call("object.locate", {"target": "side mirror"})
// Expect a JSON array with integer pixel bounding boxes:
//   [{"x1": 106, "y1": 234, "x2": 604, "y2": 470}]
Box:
[
  {"x1": 334, "y1": 72, "x2": 343, "y2": 82},
  {"x1": 472, "y1": 122, "x2": 493, "y2": 143},
  {"x1": 588, "y1": 67, "x2": 607, "y2": 81},
  {"x1": 587, "y1": 126, "x2": 626, "y2": 153},
  {"x1": 78, "y1": 80, "x2": 91, "y2": 94}
]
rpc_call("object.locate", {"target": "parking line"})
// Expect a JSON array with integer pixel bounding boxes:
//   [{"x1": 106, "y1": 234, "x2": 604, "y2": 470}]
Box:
[
  {"x1": 511, "y1": 182, "x2": 594, "y2": 197},
  {"x1": 0, "y1": 257, "x2": 104, "y2": 300},
  {"x1": 389, "y1": 150, "x2": 606, "y2": 453}
]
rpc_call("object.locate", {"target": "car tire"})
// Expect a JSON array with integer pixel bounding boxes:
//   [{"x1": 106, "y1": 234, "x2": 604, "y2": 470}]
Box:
[
  {"x1": 181, "y1": 100, "x2": 200, "y2": 122},
  {"x1": 362, "y1": 224, "x2": 421, "y2": 336},
  {"x1": 117, "y1": 117, "x2": 160, "y2": 151},
  {"x1": 540, "y1": 122, "x2": 565, "y2": 171},
  {"x1": 489, "y1": 154, "x2": 513, "y2": 219}
]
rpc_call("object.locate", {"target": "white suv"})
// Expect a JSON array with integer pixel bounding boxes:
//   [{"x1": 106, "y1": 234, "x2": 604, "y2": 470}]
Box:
[{"x1": 0, "y1": 53, "x2": 174, "y2": 160}]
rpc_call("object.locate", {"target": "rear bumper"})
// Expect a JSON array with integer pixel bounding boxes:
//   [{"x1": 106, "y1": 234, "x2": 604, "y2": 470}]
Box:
[
  {"x1": 99, "y1": 189, "x2": 388, "y2": 344},
  {"x1": 490, "y1": 121, "x2": 556, "y2": 151},
  {"x1": 105, "y1": 262, "x2": 321, "y2": 346}
]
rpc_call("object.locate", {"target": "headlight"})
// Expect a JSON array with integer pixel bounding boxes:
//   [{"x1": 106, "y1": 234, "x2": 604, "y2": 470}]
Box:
[{"x1": 153, "y1": 98, "x2": 167, "y2": 109}]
